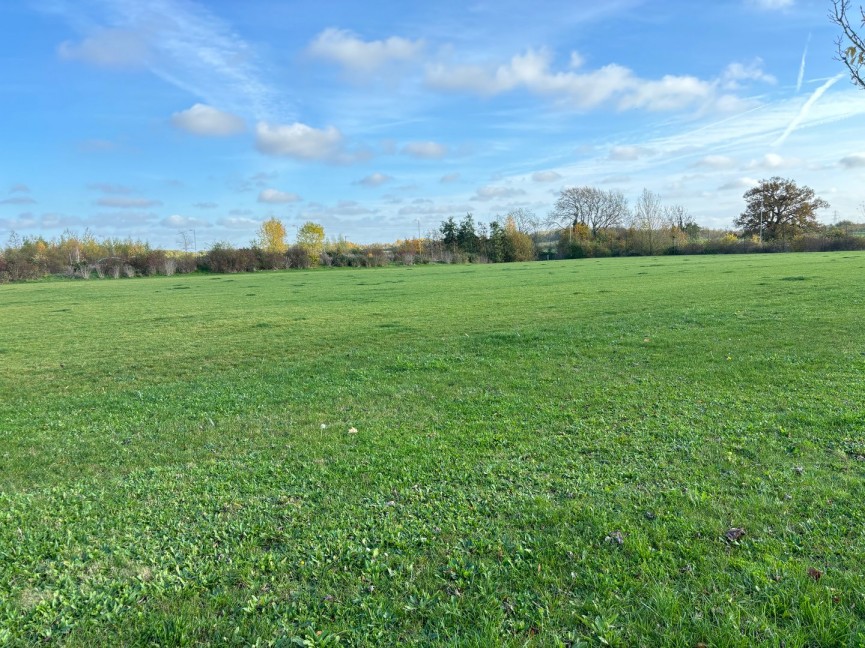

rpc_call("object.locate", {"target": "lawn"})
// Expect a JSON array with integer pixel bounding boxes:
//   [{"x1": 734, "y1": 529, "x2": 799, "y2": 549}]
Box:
[{"x1": 1, "y1": 253, "x2": 864, "y2": 646}]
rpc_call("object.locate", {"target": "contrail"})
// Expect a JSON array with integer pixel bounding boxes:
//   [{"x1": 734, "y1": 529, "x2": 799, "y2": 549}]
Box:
[
  {"x1": 774, "y1": 74, "x2": 844, "y2": 146},
  {"x1": 796, "y1": 33, "x2": 811, "y2": 93}
]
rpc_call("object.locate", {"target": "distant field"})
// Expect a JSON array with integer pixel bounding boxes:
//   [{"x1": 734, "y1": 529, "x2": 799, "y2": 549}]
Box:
[{"x1": 1, "y1": 253, "x2": 864, "y2": 646}]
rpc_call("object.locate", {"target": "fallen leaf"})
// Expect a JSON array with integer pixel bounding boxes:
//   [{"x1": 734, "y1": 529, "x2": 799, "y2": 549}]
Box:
[
  {"x1": 807, "y1": 567, "x2": 822, "y2": 581},
  {"x1": 348, "y1": 427, "x2": 358, "y2": 434}
]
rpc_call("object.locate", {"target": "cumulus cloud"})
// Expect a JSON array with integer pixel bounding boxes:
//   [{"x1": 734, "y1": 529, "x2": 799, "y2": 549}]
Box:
[
  {"x1": 0, "y1": 196, "x2": 37, "y2": 205},
  {"x1": 255, "y1": 121, "x2": 351, "y2": 162},
  {"x1": 471, "y1": 185, "x2": 526, "y2": 201},
  {"x1": 532, "y1": 170, "x2": 562, "y2": 182},
  {"x1": 694, "y1": 155, "x2": 737, "y2": 170},
  {"x1": 258, "y1": 188, "x2": 302, "y2": 203},
  {"x1": 719, "y1": 177, "x2": 760, "y2": 191},
  {"x1": 748, "y1": 0, "x2": 793, "y2": 9},
  {"x1": 426, "y1": 48, "x2": 708, "y2": 110},
  {"x1": 58, "y1": 28, "x2": 150, "y2": 68},
  {"x1": 839, "y1": 154, "x2": 865, "y2": 168},
  {"x1": 748, "y1": 153, "x2": 792, "y2": 169},
  {"x1": 356, "y1": 172, "x2": 394, "y2": 187},
  {"x1": 162, "y1": 214, "x2": 210, "y2": 228},
  {"x1": 95, "y1": 197, "x2": 162, "y2": 208},
  {"x1": 307, "y1": 28, "x2": 424, "y2": 73},
  {"x1": 607, "y1": 146, "x2": 654, "y2": 161},
  {"x1": 219, "y1": 216, "x2": 260, "y2": 229},
  {"x1": 171, "y1": 104, "x2": 245, "y2": 136},
  {"x1": 720, "y1": 59, "x2": 776, "y2": 90},
  {"x1": 304, "y1": 200, "x2": 377, "y2": 217},
  {"x1": 427, "y1": 47, "x2": 771, "y2": 112},
  {"x1": 398, "y1": 202, "x2": 473, "y2": 216},
  {"x1": 402, "y1": 141, "x2": 448, "y2": 159},
  {"x1": 87, "y1": 182, "x2": 133, "y2": 194}
]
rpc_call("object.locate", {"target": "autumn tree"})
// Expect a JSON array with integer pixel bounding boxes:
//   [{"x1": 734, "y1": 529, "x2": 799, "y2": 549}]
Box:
[
  {"x1": 503, "y1": 215, "x2": 536, "y2": 261},
  {"x1": 257, "y1": 217, "x2": 288, "y2": 254},
  {"x1": 631, "y1": 188, "x2": 664, "y2": 254},
  {"x1": 551, "y1": 186, "x2": 628, "y2": 236},
  {"x1": 735, "y1": 177, "x2": 829, "y2": 240},
  {"x1": 296, "y1": 221, "x2": 325, "y2": 265},
  {"x1": 831, "y1": 0, "x2": 865, "y2": 88}
]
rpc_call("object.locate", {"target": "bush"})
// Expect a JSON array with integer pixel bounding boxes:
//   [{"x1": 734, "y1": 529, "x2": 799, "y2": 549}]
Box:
[{"x1": 287, "y1": 245, "x2": 311, "y2": 269}]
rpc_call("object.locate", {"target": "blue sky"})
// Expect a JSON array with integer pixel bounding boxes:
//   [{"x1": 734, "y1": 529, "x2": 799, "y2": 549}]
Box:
[{"x1": 1, "y1": 0, "x2": 863, "y2": 247}]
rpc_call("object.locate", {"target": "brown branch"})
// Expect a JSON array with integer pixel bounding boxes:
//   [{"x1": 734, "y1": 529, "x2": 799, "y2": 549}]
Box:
[{"x1": 831, "y1": 0, "x2": 865, "y2": 89}]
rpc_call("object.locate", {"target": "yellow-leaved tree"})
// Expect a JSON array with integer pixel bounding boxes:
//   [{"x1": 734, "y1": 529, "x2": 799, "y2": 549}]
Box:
[
  {"x1": 257, "y1": 218, "x2": 288, "y2": 254},
  {"x1": 297, "y1": 221, "x2": 325, "y2": 265}
]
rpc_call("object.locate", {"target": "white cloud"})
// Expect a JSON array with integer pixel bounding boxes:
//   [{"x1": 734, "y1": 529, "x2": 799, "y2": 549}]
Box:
[
  {"x1": 218, "y1": 216, "x2": 260, "y2": 229},
  {"x1": 774, "y1": 74, "x2": 844, "y2": 146},
  {"x1": 258, "y1": 188, "x2": 302, "y2": 203},
  {"x1": 0, "y1": 196, "x2": 37, "y2": 205},
  {"x1": 356, "y1": 173, "x2": 394, "y2": 187},
  {"x1": 719, "y1": 177, "x2": 760, "y2": 191},
  {"x1": 720, "y1": 59, "x2": 776, "y2": 90},
  {"x1": 95, "y1": 197, "x2": 162, "y2": 208},
  {"x1": 194, "y1": 201, "x2": 218, "y2": 208},
  {"x1": 607, "y1": 146, "x2": 655, "y2": 161},
  {"x1": 398, "y1": 202, "x2": 473, "y2": 216},
  {"x1": 426, "y1": 47, "x2": 773, "y2": 113},
  {"x1": 307, "y1": 28, "x2": 424, "y2": 73},
  {"x1": 532, "y1": 170, "x2": 563, "y2": 182},
  {"x1": 87, "y1": 182, "x2": 133, "y2": 194},
  {"x1": 58, "y1": 28, "x2": 150, "y2": 68},
  {"x1": 694, "y1": 155, "x2": 737, "y2": 169},
  {"x1": 9, "y1": 184, "x2": 30, "y2": 193},
  {"x1": 471, "y1": 185, "x2": 526, "y2": 201},
  {"x1": 171, "y1": 104, "x2": 245, "y2": 136},
  {"x1": 839, "y1": 154, "x2": 865, "y2": 168},
  {"x1": 305, "y1": 200, "x2": 376, "y2": 217},
  {"x1": 427, "y1": 49, "x2": 701, "y2": 111},
  {"x1": 162, "y1": 214, "x2": 210, "y2": 227},
  {"x1": 748, "y1": 0, "x2": 793, "y2": 9},
  {"x1": 255, "y1": 121, "x2": 345, "y2": 161},
  {"x1": 402, "y1": 141, "x2": 448, "y2": 159},
  {"x1": 748, "y1": 152, "x2": 791, "y2": 169},
  {"x1": 53, "y1": 2, "x2": 278, "y2": 119}
]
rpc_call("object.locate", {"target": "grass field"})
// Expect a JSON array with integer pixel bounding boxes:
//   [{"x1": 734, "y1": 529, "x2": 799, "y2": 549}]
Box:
[{"x1": 1, "y1": 253, "x2": 864, "y2": 646}]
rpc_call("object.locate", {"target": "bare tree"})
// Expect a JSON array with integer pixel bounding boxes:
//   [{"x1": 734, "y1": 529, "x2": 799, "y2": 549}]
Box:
[
  {"x1": 506, "y1": 207, "x2": 540, "y2": 234},
  {"x1": 551, "y1": 187, "x2": 628, "y2": 236},
  {"x1": 831, "y1": 0, "x2": 865, "y2": 89},
  {"x1": 177, "y1": 231, "x2": 192, "y2": 253},
  {"x1": 632, "y1": 189, "x2": 664, "y2": 254}
]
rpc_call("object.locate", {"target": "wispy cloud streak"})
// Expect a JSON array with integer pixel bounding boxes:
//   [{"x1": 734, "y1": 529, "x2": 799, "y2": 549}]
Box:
[
  {"x1": 52, "y1": 0, "x2": 285, "y2": 120},
  {"x1": 774, "y1": 74, "x2": 844, "y2": 146},
  {"x1": 796, "y1": 33, "x2": 810, "y2": 93}
]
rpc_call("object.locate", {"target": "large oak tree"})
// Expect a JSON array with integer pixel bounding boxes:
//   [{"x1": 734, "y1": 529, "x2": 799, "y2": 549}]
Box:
[{"x1": 735, "y1": 177, "x2": 829, "y2": 240}]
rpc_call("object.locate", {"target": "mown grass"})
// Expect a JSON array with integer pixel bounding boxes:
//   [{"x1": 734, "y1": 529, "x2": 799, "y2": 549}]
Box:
[{"x1": 1, "y1": 253, "x2": 864, "y2": 646}]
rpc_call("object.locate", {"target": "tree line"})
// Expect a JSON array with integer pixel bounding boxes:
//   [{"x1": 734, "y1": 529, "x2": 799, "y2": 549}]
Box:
[{"x1": 1, "y1": 177, "x2": 863, "y2": 283}]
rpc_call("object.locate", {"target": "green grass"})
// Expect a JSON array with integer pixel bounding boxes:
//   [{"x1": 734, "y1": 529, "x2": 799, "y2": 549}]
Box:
[{"x1": 1, "y1": 253, "x2": 864, "y2": 646}]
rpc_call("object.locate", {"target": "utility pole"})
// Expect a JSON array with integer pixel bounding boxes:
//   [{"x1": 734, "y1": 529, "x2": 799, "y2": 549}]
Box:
[{"x1": 759, "y1": 194, "x2": 764, "y2": 245}]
